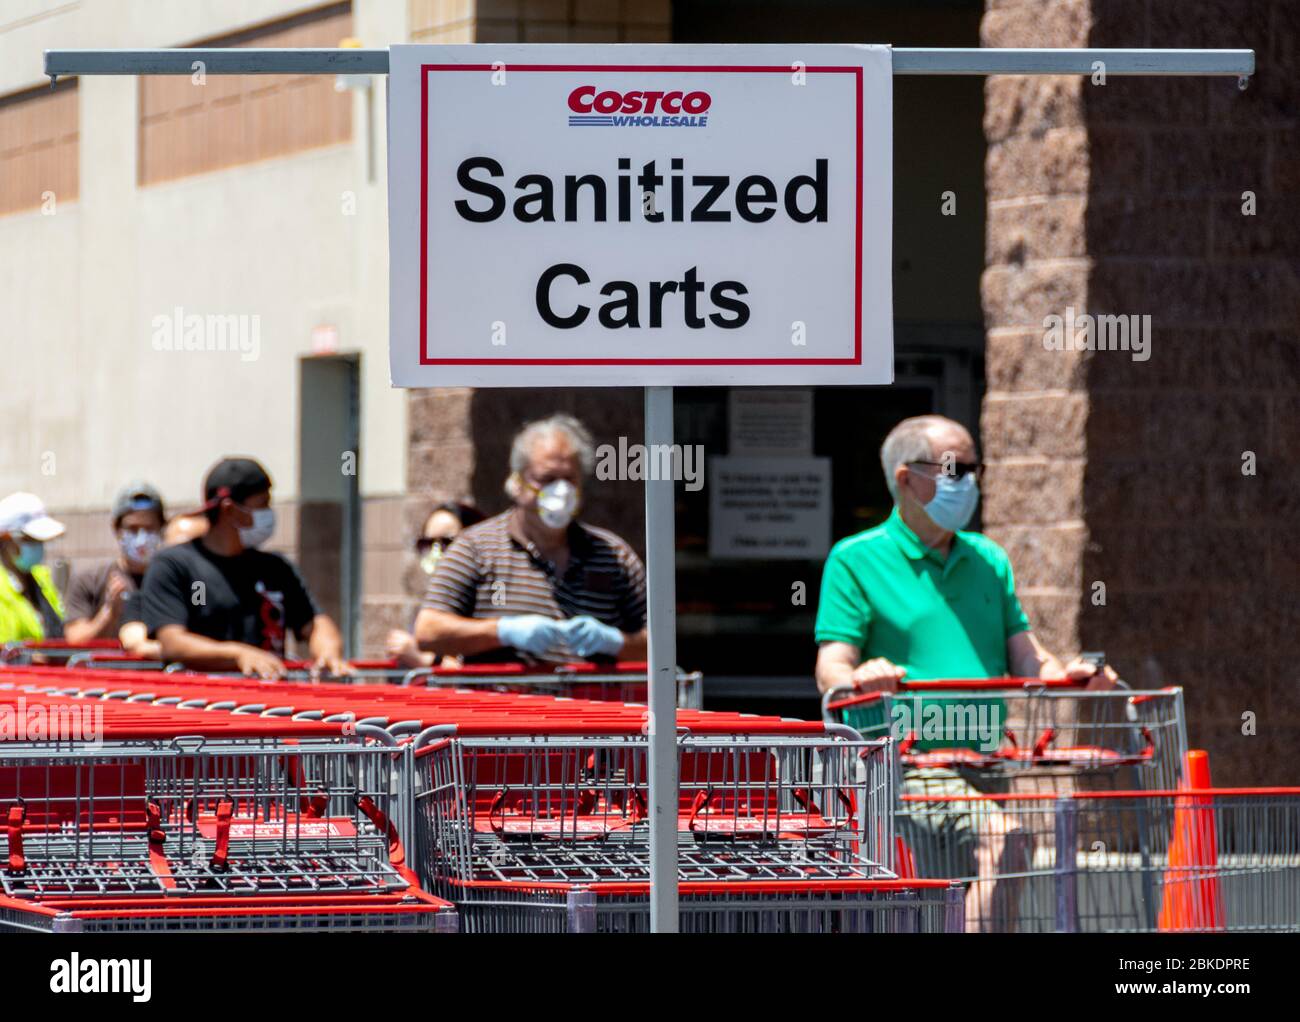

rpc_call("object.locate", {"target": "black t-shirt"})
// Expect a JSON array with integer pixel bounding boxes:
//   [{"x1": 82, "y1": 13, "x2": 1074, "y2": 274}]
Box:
[
  {"x1": 120, "y1": 588, "x2": 144, "y2": 626},
  {"x1": 141, "y1": 540, "x2": 319, "y2": 655}
]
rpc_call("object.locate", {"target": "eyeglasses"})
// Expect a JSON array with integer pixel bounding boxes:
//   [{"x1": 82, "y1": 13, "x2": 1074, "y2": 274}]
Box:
[
  {"x1": 907, "y1": 460, "x2": 985, "y2": 481},
  {"x1": 415, "y1": 536, "x2": 453, "y2": 556},
  {"x1": 523, "y1": 474, "x2": 579, "y2": 490}
]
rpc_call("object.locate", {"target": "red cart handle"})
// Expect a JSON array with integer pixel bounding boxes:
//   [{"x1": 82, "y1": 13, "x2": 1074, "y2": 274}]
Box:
[
  {"x1": 209, "y1": 800, "x2": 233, "y2": 871},
  {"x1": 825, "y1": 676, "x2": 1087, "y2": 713},
  {"x1": 356, "y1": 795, "x2": 421, "y2": 886},
  {"x1": 6, "y1": 804, "x2": 25, "y2": 872},
  {"x1": 145, "y1": 801, "x2": 177, "y2": 891}
]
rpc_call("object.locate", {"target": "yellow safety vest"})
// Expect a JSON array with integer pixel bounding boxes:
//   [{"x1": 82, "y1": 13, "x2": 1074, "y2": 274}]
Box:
[{"x1": 0, "y1": 563, "x2": 63, "y2": 643}]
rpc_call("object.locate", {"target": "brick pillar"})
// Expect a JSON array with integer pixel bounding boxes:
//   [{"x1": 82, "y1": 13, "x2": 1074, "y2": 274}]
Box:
[
  {"x1": 982, "y1": 0, "x2": 1299, "y2": 783},
  {"x1": 980, "y1": 0, "x2": 1091, "y2": 661}
]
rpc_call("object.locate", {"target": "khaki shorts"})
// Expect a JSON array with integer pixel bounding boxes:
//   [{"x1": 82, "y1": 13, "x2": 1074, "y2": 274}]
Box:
[{"x1": 897, "y1": 767, "x2": 1008, "y2": 880}]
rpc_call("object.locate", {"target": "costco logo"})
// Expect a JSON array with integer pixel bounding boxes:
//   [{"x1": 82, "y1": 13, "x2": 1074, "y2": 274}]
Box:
[{"x1": 567, "y1": 86, "x2": 711, "y2": 128}]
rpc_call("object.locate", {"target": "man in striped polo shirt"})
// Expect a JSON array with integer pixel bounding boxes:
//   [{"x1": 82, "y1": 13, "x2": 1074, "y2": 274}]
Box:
[{"x1": 414, "y1": 414, "x2": 647, "y2": 665}]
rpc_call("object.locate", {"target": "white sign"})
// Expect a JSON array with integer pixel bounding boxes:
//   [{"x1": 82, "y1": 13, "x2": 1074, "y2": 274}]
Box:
[
  {"x1": 729, "y1": 389, "x2": 814, "y2": 456},
  {"x1": 388, "y1": 44, "x2": 894, "y2": 388},
  {"x1": 709, "y1": 456, "x2": 831, "y2": 560}
]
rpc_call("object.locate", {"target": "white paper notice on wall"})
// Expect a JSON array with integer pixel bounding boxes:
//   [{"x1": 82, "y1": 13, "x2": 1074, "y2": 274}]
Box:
[
  {"x1": 387, "y1": 44, "x2": 894, "y2": 388},
  {"x1": 709, "y1": 456, "x2": 832, "y2": 560},
  {"x1": 728, "y1": 389, "x2": 814, "y2": 456}
]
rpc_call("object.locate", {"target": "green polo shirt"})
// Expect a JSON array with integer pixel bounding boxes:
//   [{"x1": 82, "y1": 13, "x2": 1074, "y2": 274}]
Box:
[{"x1": 815, "y1": 509, "x2": 1030, "y2": 749}]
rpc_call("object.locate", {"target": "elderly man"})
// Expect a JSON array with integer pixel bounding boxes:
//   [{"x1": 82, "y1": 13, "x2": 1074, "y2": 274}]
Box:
[
  {"x1": 814, "y1": 414, "x2": 1113, "y2": 931},
  {"x1": 415, "y1": 414, "x2": 647, "y2": 665}
]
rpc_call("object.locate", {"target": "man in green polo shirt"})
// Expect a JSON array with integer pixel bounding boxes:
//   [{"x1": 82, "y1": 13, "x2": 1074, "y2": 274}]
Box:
[{"x1": 814, "y1": 414, "x2": 1112, "y2": 931}]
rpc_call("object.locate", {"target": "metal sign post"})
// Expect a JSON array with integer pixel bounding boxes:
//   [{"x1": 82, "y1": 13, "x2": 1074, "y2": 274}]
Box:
[
  {"x1": 41, "y1": 45, "x2": 1255, "y2": 935},
  {"x1": 643, "y1": 385, "x2": 678, "y2": 931}
]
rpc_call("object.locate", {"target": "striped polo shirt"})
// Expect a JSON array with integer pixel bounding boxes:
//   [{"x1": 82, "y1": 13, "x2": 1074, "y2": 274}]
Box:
[{"x1": 422, "y1": 509, "x2": 647, "y2": 665}]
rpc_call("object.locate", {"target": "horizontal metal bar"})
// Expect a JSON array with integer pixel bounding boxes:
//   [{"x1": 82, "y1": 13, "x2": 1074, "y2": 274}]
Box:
[
  {"x1": 44, "y1": 46, "x2": 1255, "y2": 79},
  {"x1": 891, "y1": 47, "x2": 1255, "y2": 76},
  {"x1": 44, "y1": 47, "x2": 390, "y2": 77}
]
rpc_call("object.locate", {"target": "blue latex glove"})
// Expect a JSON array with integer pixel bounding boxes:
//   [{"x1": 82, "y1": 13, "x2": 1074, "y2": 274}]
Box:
[
  {"x1": 561, "y1": 616, "x2": 625, "y2": 658},
  {"x1": 496, "y1": 615, "x2": 564, "y2": 656}
]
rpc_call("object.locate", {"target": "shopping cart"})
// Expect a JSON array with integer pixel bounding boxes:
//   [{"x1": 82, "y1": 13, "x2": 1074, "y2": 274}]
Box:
[
  {"x1": 0, "y1": 703, "x2": 413, "y2": 902},
  {"x1": 402, "y1": 661, "x2": 705, "y2": 709},
  {"x1": 5, "y1": 665, "x2": 949, "y2": 933},
  {"x1": 894, "y1": 779, "x2": 1300, "y2": 933},
  {"x1": 443, "y1": 877, "x2": 963, "y2": 933},
  {"x1": 823, "y1": 678, "x2": 1188, "y2": 791},
  {"x1": 411, "y1": 721, "x2": 895, "y2": 931},
  {"x1": 2, "y1": 639, "x2": 123, "y2": 666},
  {"x1": 1061, "y1": 785, "x2": 1300, "y2": 933},
  {"x1": 0, "y1": 665, "x2": 750, "y2": 747}
]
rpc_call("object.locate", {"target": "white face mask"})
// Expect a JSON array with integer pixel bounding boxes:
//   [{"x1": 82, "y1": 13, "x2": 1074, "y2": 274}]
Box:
[
  {"x1": 119, "y1": 528, "x2": 162, "y2": 566},
  {"x1": 237, "y1": 507, "x2": 276, "y2": 549},
  {"x1": 532, "y1": 480, "x2": 579, "y2": 530}
]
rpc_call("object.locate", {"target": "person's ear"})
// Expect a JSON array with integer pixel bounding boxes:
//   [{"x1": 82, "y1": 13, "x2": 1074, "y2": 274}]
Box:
[{"x1": 894, "y1": 464, "x2": 912, "y2": 500}]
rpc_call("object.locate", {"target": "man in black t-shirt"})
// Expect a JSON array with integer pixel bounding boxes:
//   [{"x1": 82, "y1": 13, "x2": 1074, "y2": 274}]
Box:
[{"x1": 141, "y1": 457, "x2": 349, "y2": 679}]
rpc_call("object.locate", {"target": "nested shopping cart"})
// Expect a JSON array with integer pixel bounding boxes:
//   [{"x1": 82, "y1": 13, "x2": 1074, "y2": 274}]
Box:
[
  {"x1": 2, "y1": 639, "x2": 124, "y2": 666},
  {"x1": 0, "y1": 699, "x2": 417, "y2": 907},
  {"x1": 823, "y1": 677, "x2": 1192, "y2": 933},
  {"x1": 0, "y1": 664, "x2": 747, "y2": 744},
  {"x1": 402, "y1": 660, "x2": 704, "y2": 708},
  {"x1": 823, "y1": 678, "x2": 1189, "y2": 791},
  {"x1": 442, "y1": 877, "x2": 963, "y2": 933},
  {"x1": 3, "y1": 666, "x2": 911, "y2": 933},
  {"x1": 410, "y1": 718, "x2": 896, "y2": 932},
  {"x1": 894, "y1": 783, "x2": 1300, "y2": 933}
]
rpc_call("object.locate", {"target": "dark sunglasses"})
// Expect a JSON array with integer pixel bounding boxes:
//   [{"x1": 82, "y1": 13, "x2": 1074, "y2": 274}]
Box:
[
  {"x1": 908, "y1": 460, "x2": 985, "y2": 481},
  {"x1": 415, "y1": 536, "x2": 453, "y2": 555}
]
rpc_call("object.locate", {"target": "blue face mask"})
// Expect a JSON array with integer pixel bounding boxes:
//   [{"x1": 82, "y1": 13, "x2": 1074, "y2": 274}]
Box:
[
  {"x1": 921, "y1": 472, "x2": 980, "y2": 533},
  {"x1": 14, "y1": 540, "x2": 45, "y2": 572}
]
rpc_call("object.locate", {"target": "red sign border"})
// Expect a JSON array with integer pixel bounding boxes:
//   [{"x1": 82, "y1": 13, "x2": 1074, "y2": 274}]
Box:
[{"x1": 419, "y1": 63, "x2": 865, "y2": 367}]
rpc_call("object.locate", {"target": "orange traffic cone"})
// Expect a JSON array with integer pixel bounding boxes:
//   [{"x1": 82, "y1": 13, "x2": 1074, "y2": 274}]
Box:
[{"x1": 1157, "y1": 750, "x2": 1224, "y2": 931}]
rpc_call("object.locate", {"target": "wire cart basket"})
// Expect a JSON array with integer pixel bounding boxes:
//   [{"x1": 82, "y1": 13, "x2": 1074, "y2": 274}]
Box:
[
  {"x1": 824, "y1": 679, "x2": 1189, "y2": 792},
  {"x1": 413, "y1": 725, "x2": 893, "y2": 887}
]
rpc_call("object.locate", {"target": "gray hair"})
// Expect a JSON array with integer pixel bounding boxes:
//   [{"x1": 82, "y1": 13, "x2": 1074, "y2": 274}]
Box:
[
  {"x1": 879, "y1": 415, "x2": 968, "y2": 501},
  {"x1": 506, "y1": 414, "x2": 596, "y2": 496}
]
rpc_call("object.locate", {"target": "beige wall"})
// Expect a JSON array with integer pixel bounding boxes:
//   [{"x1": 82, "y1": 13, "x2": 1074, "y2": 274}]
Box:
[{"x1": 0, "y1": 0, "x2": 407, "y2": 518}]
